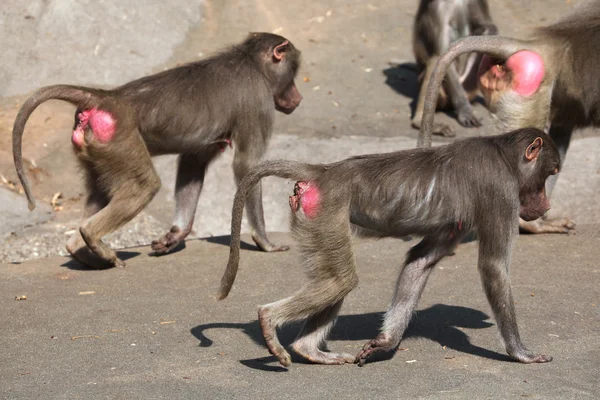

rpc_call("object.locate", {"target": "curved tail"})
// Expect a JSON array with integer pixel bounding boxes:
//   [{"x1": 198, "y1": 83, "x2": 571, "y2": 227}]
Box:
[
  {"x1": 13, "y1": 85, "x2": 105, "y2": 210},
  {"x1": 417, "y1": 35, "x2": 529, "y2": 148},
  {"x1": 217, "y1": 159, "x2": 327, "y2": 300}
]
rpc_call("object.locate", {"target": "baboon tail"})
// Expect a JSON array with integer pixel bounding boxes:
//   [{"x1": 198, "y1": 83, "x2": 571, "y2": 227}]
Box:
[
  {"x1": 417, "y1": 36, "x2": 528, "y2": 148},
  {"x1": 216, "y1": 159, "x2": 327, "y2": 300},
  {"x1": 13, "y1": 85, "x2": 106, "y2": 210}
]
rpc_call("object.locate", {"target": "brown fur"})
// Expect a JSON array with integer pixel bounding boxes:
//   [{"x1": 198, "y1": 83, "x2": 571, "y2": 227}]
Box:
[{"x1": 13, "y1": 33, "x2": 302, "y2": 268}]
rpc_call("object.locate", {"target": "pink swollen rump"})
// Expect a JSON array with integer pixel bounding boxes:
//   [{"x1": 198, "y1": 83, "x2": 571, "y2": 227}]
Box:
[
  {"x1": 71, "y1": 108, "x2": 116, "y2": 146},
  {"x1": 290, "y1": 181, "x2": 320, "y2": 218},
  {"x1": 505, "y1": 51, "x2": 545, "y2": 97}
]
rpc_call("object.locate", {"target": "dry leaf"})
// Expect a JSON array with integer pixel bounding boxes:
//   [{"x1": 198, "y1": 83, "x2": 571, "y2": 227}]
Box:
[
  {"x1": 308, "y1": 16, "x2": 325, "y2": 23},
  {"x1": 15, "y1": 295, "x2": 27, "y2": 301},
  {"x1": 71, "y1": 335, "x2": 101, "y2": 340},
  {"x1": 51, "y1": 192, "x2": 62, "y2": 207}
]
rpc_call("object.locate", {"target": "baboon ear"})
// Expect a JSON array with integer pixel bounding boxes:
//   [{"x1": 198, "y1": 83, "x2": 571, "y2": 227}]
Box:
[
  {"x1": 525, "y1": 137, "x2": 543, "y2": 161},
  {"x1": 273, "y1": 40, "x2": 289, "y2": 62}
]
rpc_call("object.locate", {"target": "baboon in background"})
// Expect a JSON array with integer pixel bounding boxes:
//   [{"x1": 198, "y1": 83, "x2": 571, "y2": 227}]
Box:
[
  {"x1": 417, "y1": 0, "x2": 600, "y2": 234},
  {"x1": 411, "y1": 0, "x2": 497, "y2": 136}
]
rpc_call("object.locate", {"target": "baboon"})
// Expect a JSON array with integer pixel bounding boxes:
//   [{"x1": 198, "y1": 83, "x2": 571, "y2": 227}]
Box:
[
  {"x1": 219, "y1": 128, "x2": 559, "y2": 367},
  {"x1": 13, "y1": 33, "x2": 302, "y2": 268}
]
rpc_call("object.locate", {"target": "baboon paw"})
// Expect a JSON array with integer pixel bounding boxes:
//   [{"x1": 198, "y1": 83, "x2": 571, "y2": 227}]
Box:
[
  {"x1": 519, "y1": 217, "x2": 576, "y2": 234},
  {"x1": 511, "y1": 350, "x2": 553, "y2": 364},
  {"x1": 67, "y1": 245, "x2": 118, "y2": 269},
  {"x1": 548, "y1": 217, "x2": 576, "y2": 232},
  {"x1": 457, "y1": 109, "x2": 481, "y2": 128},
  {"x1": 151, "y1": 227, "x2": 185, "y2": 254},
  {"x1": 292, "y1": 342, "x2": 354, "y2": 365},
  {"x1": 253, "y1": 236, "x2": 290, "y2": 252},
  {"x1": 355, "y1": 334, "x2": 395, "y2": 367},
  {"x1": 113, "y1": 258, "x2": 126, "y2": 268},
  {"x1": 433, "y1": 123, "x2": 456, "y2": 138},
  {"x1": 262, "y1": 243, "x2": 290, "y2": 252},
  {"x1": 274, "y1": 351, "x2": 293, "y2": 367},
  {"x1": 304, "y1": 353, "x2": 354, "y2": 365}
]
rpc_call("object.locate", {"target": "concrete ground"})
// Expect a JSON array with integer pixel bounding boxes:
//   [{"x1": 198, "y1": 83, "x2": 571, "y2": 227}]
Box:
[
  {"x1": 1, "y1": 0, "x2": 599, "y2": 398},
  {"x1": 1, "y1": 229, "x2": 598, "y2": 399}
]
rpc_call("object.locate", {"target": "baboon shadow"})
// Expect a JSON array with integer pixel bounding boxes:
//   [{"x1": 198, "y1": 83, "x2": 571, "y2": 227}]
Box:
[
  {"x1": 203, "y1": 234, "x2": 268, "y2": 252},
  {"x1": 60, "y1": 251, "x2": 140, "y2": 270},
  {"x1": 191, "y1": 303, "x2": 510, "y2": 371},
  {"x1": 383, "y1": 62, "x2": 420, "y2": 117},
  {"x1": 383, "y1": 62, "x2": 486, "y2": 122}
]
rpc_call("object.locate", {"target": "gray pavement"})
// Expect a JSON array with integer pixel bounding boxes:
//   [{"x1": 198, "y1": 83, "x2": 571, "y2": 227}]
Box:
[{"x1": 1, "y1": 229, "x2": 599, "y2": 399}]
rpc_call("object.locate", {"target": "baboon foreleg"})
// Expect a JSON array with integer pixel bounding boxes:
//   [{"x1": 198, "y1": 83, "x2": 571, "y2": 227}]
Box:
[
  {"x1": 233, "y1": 145, "x2": 289, "y2": 252},
  {"x1": 152, "y1": 154, "x2": 210, "y2": 254},
  {"x1": 477, "y1": 234, "x2": 552, "y2": 363}
]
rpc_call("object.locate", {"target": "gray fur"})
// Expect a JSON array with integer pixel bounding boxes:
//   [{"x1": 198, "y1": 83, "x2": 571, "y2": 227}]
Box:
[{"x1": 219, "y1": 128, "x2": 559, "y2": 367}]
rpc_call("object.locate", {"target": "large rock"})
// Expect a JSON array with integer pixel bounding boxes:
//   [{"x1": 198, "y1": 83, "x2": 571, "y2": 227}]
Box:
[{"x1": 0, "y1": 0, "x2": 203, "y2": 96}]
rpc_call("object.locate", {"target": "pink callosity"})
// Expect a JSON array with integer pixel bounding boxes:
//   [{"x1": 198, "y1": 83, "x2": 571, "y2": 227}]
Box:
[
  {"x1": 71, "y1": 108, "x2": 116, "y2": 146},
  {"x1": 296, "y1": 181, "x2": 320, "y2": 218},
  {"x1": 506, "y1": 51, "x2": 545, "y2": 97}
]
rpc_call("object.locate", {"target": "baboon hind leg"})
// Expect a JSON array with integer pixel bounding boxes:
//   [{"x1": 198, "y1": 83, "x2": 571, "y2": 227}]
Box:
[
  {"x1": 258, "y1": 207, "x2": 358, "y2": 367},
  {"x1": 74, "y1": 128, "x2": 161, "y2": 268}
]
